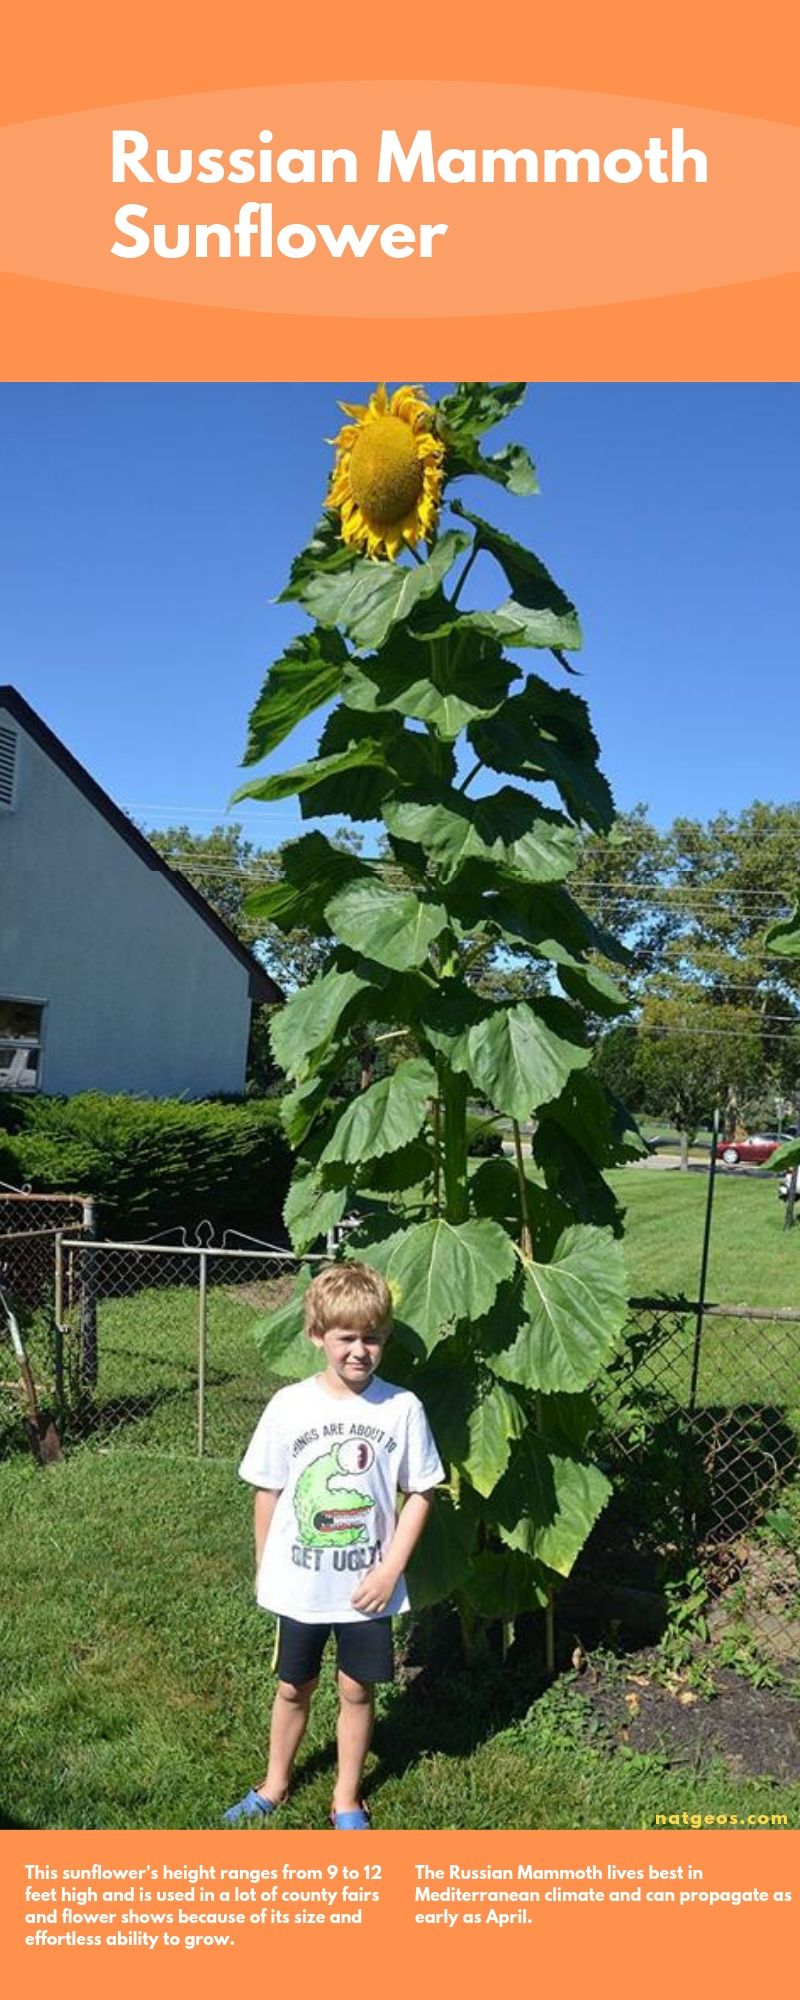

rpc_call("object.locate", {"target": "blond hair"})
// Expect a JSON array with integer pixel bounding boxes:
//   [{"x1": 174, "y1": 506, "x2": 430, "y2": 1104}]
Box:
[{"x1": 303, "y1": 1262, "x2": 392, "y2": 1340}]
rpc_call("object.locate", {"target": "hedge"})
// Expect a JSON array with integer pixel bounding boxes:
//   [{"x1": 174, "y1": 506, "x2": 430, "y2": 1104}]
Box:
[{"x1": 0, "y1": 1093, "x2": 293, "y2": 1243}]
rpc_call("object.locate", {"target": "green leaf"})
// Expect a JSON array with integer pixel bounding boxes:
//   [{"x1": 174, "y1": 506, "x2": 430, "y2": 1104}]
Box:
[
  {"x1": 537, "y1": 1391, "x2": 598, "y2": 1455},
  {"x1": 446, "y1": 877, "x2": 628, "y2": 971},
  {"x1": 449, "y1": 998, "x2": 591, "y2": 1122},
  {"x1": 537, "y1": 1071, "x2": 646, "y2": 1168},
  {"x1": 437, "y1": 384, "x2": 538, "y2": 494},
  {"x1": 350, "y1": 1217, "x2": 517, "y2": 1351},
  {"x1": 383, "y1": 788, "x2": 579, "y2": 886},
  {"x1": 534, "y1": 1457, "x2": 611, "y2": 1574},
  {"x1": 411, "y1": 1348, "x2": 475, "y2": 1464},
  {"x1": 232, "y1": 740, "x2": 385, "y2": 807},
  {"x1": 487, "y1": 1226, "x2": 628, "y2": 1394},
  {"x1": 357, "y1": 1137, "x2": 433, "y2": 1191},
  {"x1": 342, "y1": 622, "x2": 518, "y2": 741},
  {"x1": 281, "y1": 1065, "x2": 341, "y2": 1147},
  {"x1": 450, "y1": 439, "x2": 539, "y2": 496},
  {"x1": 463, "y1": 1378, "x2": 528, "y2": 1496},
  {"x1": 291, "y1": 531, "x2": 470, "y2": 650},
  {"x1": 252, "y1": 1270, "x2": 320, "y2": 1380},
  {"x1": 279, "y1": 510, "x2": 356, "y2": 598},
  {"x1": 283, "y1": 1171, "x2": 349, "y2": 1254},
  {"x1": 318, "y1": 1058, "x2": 436, "y2": 1170},
  {"x1": 407, "y1": 1491, "x2": 475, "y2": 1611},
  {"x1": 765, "y1": 901, "x2": 800, "y2": 957},
  {"x1": 469, "y1": 678, "x2": 614, "y2": 831},
  {"x1": 271, "y1": 965, "x2": 373, "y2": 1082},
  {"x1": 301, "y1": 700, "x2": 456, "y2": 819},
  {"x1": 245, "y1": 833, "x2": 368, "y2": 933},
  {"x1": 533, "y1": 1124, "x2": 626, "y2": 1233},
  {"x1": 450, "y1": 502, "x2": 581, "y2": 651},
  {"x1": 326, "y1": 878, "x2": 449, "y2": 972},
  {"x1": 557, "y1": 962, "x2": 628, "y2": 1017},
  {"x1": 470, "y1": 1157, "x2": 571, "y2": 1251},
  {"x1": 493, "y1": 1427, "x2": 556, "y2": 1527},
  {"x1": 495, "y1": 1435, "x2": 611, "y2": 1575},
  {"x1": 242, "y1": 629, "x2": 349, "y2": 766},
  {"x1": 437, "y1": 381, "x2": 529, "y2": 438},
  {"x1": 464, "y1": 1549, "x2": 548, "y2": 1617}
]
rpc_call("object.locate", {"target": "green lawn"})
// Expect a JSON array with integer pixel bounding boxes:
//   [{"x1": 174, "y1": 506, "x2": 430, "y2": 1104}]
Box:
[
  {"x1": 610, "y1": 1166, "x2": 799, "y2": 1308},
  {"x1": 2, "y1": 1169, "x2": 800, "y2": 1833},
  {"x1": 2, "y1": 1452, "x2": 798, "y2": 1833}
]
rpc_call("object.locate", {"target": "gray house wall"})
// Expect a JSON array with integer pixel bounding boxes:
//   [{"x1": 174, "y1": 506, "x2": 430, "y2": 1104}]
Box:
[{"x1": 0, "y1": 701, "x2": 258, "y2": 1098}]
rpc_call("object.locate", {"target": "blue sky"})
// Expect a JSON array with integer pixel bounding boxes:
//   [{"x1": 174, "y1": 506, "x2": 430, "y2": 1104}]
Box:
[{"x1": 0, "y1": 382, "x2": 797, "y2": 848}]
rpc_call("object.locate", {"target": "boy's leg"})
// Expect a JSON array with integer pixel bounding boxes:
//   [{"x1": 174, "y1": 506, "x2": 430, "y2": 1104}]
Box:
[
  {"x1": 254, "y1": 1619, "x2": 329, "y2": 1803},
  {"x1": 333, "y1": 1671, "x2": 375, "y2": 1815},
  {"x1": 333, "y1": 1620, "x2": 393, "y2": 1814},
  {"x1": 258, "y1": 1676, "x2": 317, "y2": 1804}
]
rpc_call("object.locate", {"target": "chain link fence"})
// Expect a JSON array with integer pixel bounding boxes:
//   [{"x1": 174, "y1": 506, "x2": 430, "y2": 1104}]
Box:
[
  {"x1": 54, "y1": 1232, "x2": 304, "y2": 1460},
  {"x1": 594, "y1": 1297, "x2": 800, "y2": 1664},
  {"x1": 0, "y1": 1183, "x2": 92, "y2": 1455},
  {"x1": 2, "y1": 1202, "x2": 799, "y2": 1661}
]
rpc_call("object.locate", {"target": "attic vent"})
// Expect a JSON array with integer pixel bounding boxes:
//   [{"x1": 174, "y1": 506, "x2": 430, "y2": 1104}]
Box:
[{"x1": 0, "y1": 726, "x2": 17, "y2": 807}]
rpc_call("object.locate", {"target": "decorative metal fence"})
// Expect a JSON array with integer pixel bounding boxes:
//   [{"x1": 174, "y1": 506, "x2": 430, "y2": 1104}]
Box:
[{"x1": 54, "y1": 1231, "x2": 305, "y2": 1460}]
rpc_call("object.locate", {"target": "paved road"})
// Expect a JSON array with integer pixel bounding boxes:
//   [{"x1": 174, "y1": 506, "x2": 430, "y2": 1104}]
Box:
[{"x1": 630, "y1": 1153, "x2": 771, "y2": 1177}]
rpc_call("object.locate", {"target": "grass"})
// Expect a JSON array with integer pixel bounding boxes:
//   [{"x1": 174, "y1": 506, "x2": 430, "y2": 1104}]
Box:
[
  {"x1": 2, "y1": 1451, "x2": 799, "y2": 1833},
  {"x1": 2, "y1": 1167, "x2": 800, "y2": 1832},
  {"x1": 609, "y1": 1165, "x2": 798, "y2": 1307}
]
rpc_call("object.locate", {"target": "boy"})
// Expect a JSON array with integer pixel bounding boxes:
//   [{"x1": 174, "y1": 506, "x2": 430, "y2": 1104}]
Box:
[{"x1": 224, "y1": 1262, "x2": 444, "y2": 1829}]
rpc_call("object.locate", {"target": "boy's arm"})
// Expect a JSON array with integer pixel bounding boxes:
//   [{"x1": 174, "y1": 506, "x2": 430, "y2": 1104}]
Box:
[
  {"x1": 350, "y1": 1490, "x2": 435, "y2": 1615},
  {"x1": 254, "y1": 1487, "x2": 281, "y2": 1574}
]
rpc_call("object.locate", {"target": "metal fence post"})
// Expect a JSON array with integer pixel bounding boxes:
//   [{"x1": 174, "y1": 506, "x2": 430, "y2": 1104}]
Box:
[
  {"x1": 53, "y1": 1229, "x2": 65, "y2": 1428},
  {"x1": 197, "y1": 1250, "x2": 208, "y2": 1458},
  {"x1": 80, "y1": 1195, "x2": 98, "y2": 1387},
  {"x1": 688, "y1": 1105, "x2": 719, "y2": 1418}
]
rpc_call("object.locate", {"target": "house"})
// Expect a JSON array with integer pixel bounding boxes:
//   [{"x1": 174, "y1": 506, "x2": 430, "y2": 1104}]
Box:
[{"x1": 0, "y1": 687, "x2": 281, "y2": 1098}]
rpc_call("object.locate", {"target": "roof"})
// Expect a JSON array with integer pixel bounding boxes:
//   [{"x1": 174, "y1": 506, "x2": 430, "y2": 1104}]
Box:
[{"x1": 0, "y1": 686, "x2": 282, "y2": 1007}]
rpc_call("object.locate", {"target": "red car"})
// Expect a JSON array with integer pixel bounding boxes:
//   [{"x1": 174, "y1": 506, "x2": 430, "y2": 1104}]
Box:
[{"x1": 715, "y1": 1132, "x2": 785, "y2": 1167}]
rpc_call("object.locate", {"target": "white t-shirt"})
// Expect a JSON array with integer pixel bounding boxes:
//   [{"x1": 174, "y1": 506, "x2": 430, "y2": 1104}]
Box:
[{"x1": 239, "y1": 1374, "x2": 445, "y2": 1624}]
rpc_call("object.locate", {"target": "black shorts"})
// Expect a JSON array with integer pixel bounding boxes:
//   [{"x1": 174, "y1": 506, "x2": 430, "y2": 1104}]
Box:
[{"x1": 275, "y1": 1615, "x2": 394, "y2": 1687}]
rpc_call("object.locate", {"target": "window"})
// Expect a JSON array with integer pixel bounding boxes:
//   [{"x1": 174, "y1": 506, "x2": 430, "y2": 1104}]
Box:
[
  {"x1": 0, "y1": 1000, "x2": 44, "y2": 1092},
  {"x1": 0, "y1": 726, "x2": 17, "y2": 808}
]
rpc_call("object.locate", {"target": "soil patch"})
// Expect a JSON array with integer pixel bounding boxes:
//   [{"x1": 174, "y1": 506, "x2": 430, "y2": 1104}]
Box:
[{"x1": 579, "y1": 1659, "x2": 800, "y2": 1783}]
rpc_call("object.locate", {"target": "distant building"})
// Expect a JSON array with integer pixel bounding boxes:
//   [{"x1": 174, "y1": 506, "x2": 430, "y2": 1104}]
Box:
[{"x1": 0, "y1": 686, "x2": 281, "y2": 1098}]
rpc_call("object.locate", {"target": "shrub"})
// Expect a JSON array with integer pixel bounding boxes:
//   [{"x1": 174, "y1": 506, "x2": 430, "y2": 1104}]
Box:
[{"x1": 0, "y1": 1093, "x2": 292, "y2": 1242}]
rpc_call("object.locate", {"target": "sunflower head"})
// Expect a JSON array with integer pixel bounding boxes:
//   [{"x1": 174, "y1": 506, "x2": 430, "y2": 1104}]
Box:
[{"x1": 327, "y1": 384, "x2": 445, "y2": 562}]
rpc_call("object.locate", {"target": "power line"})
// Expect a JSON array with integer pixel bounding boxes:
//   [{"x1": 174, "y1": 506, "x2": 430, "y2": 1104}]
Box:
[{"x1": 136, "y1": 852, "x2": 799, "y2": 906}]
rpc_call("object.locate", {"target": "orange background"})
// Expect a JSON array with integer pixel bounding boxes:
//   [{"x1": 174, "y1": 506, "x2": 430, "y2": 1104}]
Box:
[
  {"x1": 4, "y1": 1830, "x2": 799, "y2": 1999},
  {"x1": 0, "y1": 0, "x2": 799, "y2": 378},
  {"x1": 2, "y1": 0, "x2": 799, "y2": 1982}
]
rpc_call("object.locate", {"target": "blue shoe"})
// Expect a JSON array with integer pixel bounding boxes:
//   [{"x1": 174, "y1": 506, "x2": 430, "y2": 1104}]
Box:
[
  {"x1": 223, "y1": 1787, "x2": 277, "y2": 1826},
  {"x1": 330, "y1": 1803, "x2": 371, "y2": 1830}
]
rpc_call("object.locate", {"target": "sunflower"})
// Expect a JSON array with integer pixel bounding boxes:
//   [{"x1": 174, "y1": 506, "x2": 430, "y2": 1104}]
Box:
[{"x1": 327, "y1": 384, "x2": 445, "y2": 561}]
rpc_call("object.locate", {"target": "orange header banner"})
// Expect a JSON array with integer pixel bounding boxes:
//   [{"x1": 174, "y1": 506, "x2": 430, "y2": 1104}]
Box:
[{"x1": 0, "y1": 0, "x2": 798, "y2": 378}]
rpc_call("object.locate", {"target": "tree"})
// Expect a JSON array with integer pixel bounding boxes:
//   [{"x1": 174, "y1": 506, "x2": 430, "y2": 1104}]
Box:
[
  {"x1": 146, "y1": 821, "x2": 338, "y2": 988},
  {"x1": 237, "y1": 381, "x2": 642, "y2": 1640},
  {"x1": 576, "y1": 805, "x2": 677, "y2": 989},
  {"x1": 633, "y1": 997, "x2": 764, "y2": 1166},
  {"x1": 590, "y1": 804, "x2": 800, "y2": 1133}
]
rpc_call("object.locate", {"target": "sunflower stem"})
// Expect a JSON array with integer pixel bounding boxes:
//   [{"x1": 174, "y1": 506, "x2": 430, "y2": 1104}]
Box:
[
  {"x1": 432, "y1": 1088, "x2": 442, "y2": 1216},
  {"x1": 458, "y1": 759, "x2": 484, "y2": 794},
  {"x1": 512, "y1": 1119, "x2": 533, "y2": 1258},
  {"x1": 450, "y1": 544, "x2": 478, "y2": 609}
]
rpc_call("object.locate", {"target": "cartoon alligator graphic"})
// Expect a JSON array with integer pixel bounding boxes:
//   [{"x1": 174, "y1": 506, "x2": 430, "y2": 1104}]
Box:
[{"x1": 294, "y1": 1439, "x2": 376, "y2": 1548}]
